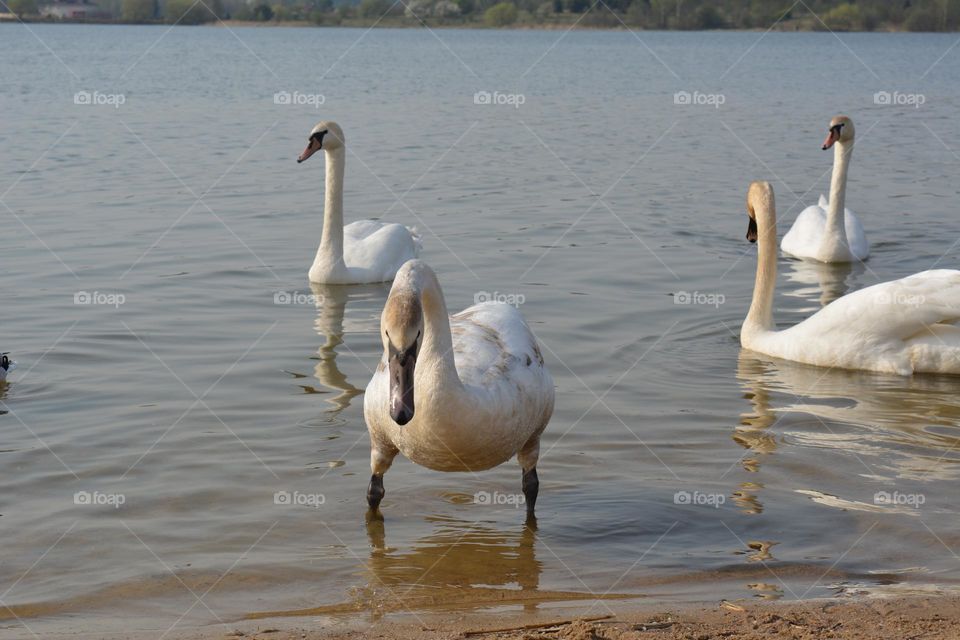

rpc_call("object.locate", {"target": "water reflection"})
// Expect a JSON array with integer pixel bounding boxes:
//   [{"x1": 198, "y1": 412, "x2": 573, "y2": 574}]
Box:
[
  {"x1": 735, "y1": 350, "x2": 960, "y2": 485},
  {"x1": 781, "y1": 258, "x2": 864, "y2": 306},
  {"x1": 362, "y1": 513, "x2": 542, "y2": 616},
  {"x1": 308, "y1": 283, "x2": 388, "y2": 415}
]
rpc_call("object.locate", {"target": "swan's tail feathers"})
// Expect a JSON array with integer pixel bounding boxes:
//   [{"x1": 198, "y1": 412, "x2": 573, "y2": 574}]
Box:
[
  {"x1": 406, "y1": 226, "x2": 423, "y2": 255},
  {"x1": 818, "y1": 194, "x2": 828, "y2": 209}
]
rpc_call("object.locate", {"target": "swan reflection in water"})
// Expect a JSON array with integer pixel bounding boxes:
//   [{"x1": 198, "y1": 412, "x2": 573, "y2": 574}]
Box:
[
  {"x1": 734, "y1": 350, "x2": 960, "y2": 514},
  {"x1": 361, "y1": 513, "x2": 542, "y2": 618},
  {"x1": 781, "y1": 258, "x2": 864, "y2": 307},
  {"x1": 306, "y1": 282, "x2": 388, "y2": 415}
]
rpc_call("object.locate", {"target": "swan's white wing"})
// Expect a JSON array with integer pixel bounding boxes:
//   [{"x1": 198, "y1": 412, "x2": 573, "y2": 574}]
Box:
[
  {"x1": 342, "y1": 220, "x2": 420, "y2": 282},
  {"x1": 768, "y1": 270, "x2": 960, "y2": 374},
  {"x1": 781, "y1": 198, "x2": 869, "y2": 261},
  {"x1": 781, "y1": 204, "x2": 826, "y2": 258},
  {"x1": 842, "y1": 207, "x2": 869, "y2": 260},
  {"x1": 450, "y1": 302, "x2": 554, "y2": 423}
]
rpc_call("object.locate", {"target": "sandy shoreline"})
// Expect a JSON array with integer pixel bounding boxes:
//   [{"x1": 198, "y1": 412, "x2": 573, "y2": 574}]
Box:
[{"x1": 142, "y1": 595, "x2": 960, "y2": 640}]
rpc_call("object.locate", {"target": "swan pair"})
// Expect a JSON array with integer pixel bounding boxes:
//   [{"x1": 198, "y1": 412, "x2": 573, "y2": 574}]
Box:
[{"x1": 296, "y1": 122, "x2": 554, "y2": 517}]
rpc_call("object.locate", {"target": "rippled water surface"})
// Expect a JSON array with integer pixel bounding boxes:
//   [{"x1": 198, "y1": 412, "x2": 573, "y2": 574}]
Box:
[{"x1": 3, "y1": 24, "x2": 960, "y2": 637}]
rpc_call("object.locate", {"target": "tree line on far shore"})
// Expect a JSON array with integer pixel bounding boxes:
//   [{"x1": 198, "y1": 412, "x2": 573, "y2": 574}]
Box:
[{"x1": 8, "y1": 0, "x2": 960, "y2": 31}]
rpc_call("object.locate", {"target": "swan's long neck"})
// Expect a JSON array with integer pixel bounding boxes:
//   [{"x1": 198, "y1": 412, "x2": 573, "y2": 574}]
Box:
[
  {"x1": 823, "y1": 140, "x2": 852, "y2": 249},
  {"x1": 318, "y1": 146, "x2": 346, "y2": 266},
  {"x1": 744, "y1": 205, "x2": 777, "y2": 339},
  {"x1": 415, "y1": 269, "x2": 461, "y2": 391}
]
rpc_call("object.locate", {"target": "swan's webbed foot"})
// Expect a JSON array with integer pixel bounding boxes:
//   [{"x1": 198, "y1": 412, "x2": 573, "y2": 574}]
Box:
[
  {"x1": 367, "y1": 474, "x2": 385, "y2": 510},
  {"x1": 522, "y1": 467, "x2": 539, "y2": 517}
]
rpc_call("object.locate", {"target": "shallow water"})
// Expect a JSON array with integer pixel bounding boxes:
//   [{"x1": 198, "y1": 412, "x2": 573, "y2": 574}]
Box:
[{"x1": 2, "y1": 24, "x2": 960, "y2": 637}]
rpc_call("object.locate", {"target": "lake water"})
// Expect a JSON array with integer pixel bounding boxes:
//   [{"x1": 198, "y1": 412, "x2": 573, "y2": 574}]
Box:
[{"x1": 3, "y1": 23, "x2": 960, "y2": 637}]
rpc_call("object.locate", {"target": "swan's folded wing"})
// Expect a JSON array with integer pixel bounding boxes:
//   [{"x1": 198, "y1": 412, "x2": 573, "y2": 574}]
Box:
[
  {"x1": 781, "y1": 204, "x2": 826, "y2": 255},
  {"x1": 802, "y1": 270, "x2": 960, "y2": 342},
  {"x1": 450, "y1": 302, "x2": 550, "y2": 394}
]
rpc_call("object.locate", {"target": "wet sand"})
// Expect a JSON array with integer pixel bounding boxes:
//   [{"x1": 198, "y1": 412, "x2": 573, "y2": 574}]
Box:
[{"x1": 150, "y1": 596, "x2": 960, "y2": 640}]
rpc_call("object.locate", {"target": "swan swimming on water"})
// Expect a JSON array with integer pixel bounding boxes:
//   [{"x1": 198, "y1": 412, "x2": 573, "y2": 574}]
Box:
[
  {"x1": 363, "y1": 260, "x2": 554, "y2": 517},
  {"x1": 743, "y1": 181, "x2": 960, "y2": 375},
  {"x1": 297, "y1": 121, "x2": 421, "y2": 284},
  {"x1": 781, "y1": 115, "x2": 869, "y2": 263},
  {"x1": 0, "y1": 353, "x2": 15, "y2": 382}
]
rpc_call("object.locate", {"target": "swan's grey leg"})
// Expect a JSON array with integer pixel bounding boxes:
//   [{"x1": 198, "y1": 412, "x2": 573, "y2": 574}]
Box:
[
  {"x1": 518, "y1": 433, "x2": 541, "y2": 517},
  {"x1": 368, "y1": 441, "x2": 398, "y2": 511}
]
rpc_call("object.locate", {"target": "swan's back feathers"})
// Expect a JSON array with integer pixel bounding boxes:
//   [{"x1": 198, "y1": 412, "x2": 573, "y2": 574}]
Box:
[
  {"x1": 339, "y1": 220, "x2": 421, "y2": 283},
  {"x1": 450, "y1": 302, "x2": 549, "y2": 393},
  {"x1": 759, "y1": 270, "x2": 960, "y2": 374},
  {"x1": 781, "y1": 199, "x2": 868, "y2": 261},
  {"x1": 799, "y1": 270, "x2": 960, "y2": 342}
]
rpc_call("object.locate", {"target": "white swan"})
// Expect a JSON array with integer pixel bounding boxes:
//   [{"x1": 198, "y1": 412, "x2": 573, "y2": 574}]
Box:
[
  {"x1": 781, "y1": 115, "x2": 869, "y2": 263},
  {"x1": 742, "y1": 181, "x2": 960, "y2": 375},
  {"x1": 363, "y1": 260, "x2": 554, "y2": 516},
  {"x1": 297, "y1": 121, "x2": 421, "y2": 284},
  {"x1": 0, "y1": 353, "x2": 14, "y2": 382}
]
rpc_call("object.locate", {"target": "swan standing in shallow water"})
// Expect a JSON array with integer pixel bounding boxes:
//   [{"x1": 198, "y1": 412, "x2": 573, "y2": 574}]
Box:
[
  {"x1": 297, "y1": 121, "x2": 421, "y2": 284},
  {"x1": 363, "y1": 260, "x2": 554, "y2": 517},
  {"x1": 742, "y1": 181, "x2": 960, "y2": 375},
  {"x1": 781, "y1": 116, "x2": 869, "y2": 263}
]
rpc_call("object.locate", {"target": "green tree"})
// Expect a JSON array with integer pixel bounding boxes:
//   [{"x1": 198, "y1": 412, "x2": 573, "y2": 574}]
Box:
[
  {"x1": 359, "y1": 0, "x2": 390, "y2": 17},
  {"x1": 121, "y1": 0, "x2": 156, "y2": 21},
  {"x1": 7, "y1": 0, "x2": 38, "y2": 16},
  {"x1": 252, "y1": 2, "x2": 273, "y2": 19},
  {"x1": 165, "y1": 0, "x2": 219, "y2": 23},
  {"x1": 484, "y1": 0, "x2": 516, "y2": 23},
  {"x1": 821, "y1": 3, "x2": 860, "y2": 30}
]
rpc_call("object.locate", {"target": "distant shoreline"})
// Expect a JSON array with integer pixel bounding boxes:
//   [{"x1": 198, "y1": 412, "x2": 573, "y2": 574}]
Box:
[{"x1": 2, "y1": 15, "x2": 952, "y2": 32}]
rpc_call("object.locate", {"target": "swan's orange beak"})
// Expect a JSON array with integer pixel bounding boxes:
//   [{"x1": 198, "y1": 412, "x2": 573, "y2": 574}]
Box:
[
  {"x1": 297, "y1": 139, "x2": 322, "y2": 163},
  {"x1": 822, "y1": 127, "x2": 841, "y2": 150}
]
